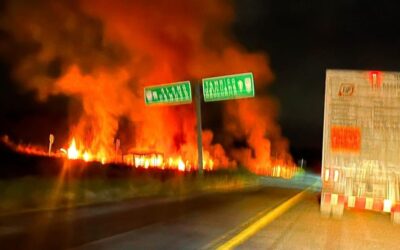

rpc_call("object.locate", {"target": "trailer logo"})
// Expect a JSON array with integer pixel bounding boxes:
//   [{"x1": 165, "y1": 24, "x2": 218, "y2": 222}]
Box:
[{"x1": 338, "y1": 83, "x2": 354, "y2": 96}]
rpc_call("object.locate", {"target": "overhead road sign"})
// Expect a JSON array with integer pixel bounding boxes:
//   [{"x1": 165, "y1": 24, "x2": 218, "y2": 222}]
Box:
[
  {"x1": 202, "y1": 72, "x2": 254, "y2": 102},
  {"x1": 144, "y1": 81, "x2": 192, "y2": 105}
]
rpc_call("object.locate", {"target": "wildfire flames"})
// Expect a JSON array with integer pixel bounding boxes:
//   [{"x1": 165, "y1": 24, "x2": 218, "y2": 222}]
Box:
[
  {"x1": 0, "y1": 0, "x2": 297, "y2": 176},
  {"x1": 2, "y1": 133, "x2": 295, "y2": 178},
  {"x1": 59, "y1": 137, "x2": 216, "y2": 171},
  {"x1": 61, "y1": 137, "x2": 108, "y2": 164},
  {"x1": 66, "y1": 138, "x2": 79, "y2": 160}
]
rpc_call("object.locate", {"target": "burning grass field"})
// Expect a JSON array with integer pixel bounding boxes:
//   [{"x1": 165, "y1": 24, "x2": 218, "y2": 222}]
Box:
[{"x1": 0, "y1": 144, "x2": 260, "y2": 214}]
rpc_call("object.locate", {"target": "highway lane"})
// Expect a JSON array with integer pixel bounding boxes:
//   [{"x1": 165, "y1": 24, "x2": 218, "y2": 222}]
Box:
[
  {"x1": 73, "y1": 187, "x2": 302, "y2": 250},
  {"x1": 238, "y1": 192, "x2": 400, "y2": 250},
  {"x1": 73, "y1": 174, "x2": 319, "y2": 250},
  {"x1": 0, "y1": 177, "x2": 311, "y2": 250}
]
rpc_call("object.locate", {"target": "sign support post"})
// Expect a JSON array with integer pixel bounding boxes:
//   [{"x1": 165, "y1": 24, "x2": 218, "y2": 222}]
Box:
[{"x1": 194, "y1": 83, "x2": 203, "y2": 175}]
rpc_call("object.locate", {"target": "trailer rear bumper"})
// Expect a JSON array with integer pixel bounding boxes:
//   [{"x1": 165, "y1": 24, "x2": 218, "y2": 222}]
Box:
[{"x1": 320, "y1": 191, "x2": 400, "y2": 224}]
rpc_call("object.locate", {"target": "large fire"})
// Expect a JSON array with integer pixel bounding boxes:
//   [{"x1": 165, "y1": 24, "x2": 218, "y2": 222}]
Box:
[
  {"x1": 2, "y1": 134, "x2": 296, "y2": 178},
  {"x1": 57, "y1": 137, "x2": 216, "y2": 171},
  {"x1": 1, "y1": 0, "x2": 297, "y2": 177}
]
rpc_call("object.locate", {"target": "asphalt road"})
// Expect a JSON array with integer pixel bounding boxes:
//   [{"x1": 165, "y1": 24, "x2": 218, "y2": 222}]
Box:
[
  {"x1": 238, "y1": 191, "x2": 400, "y2": 250},
  {"x1": 0, "y1": 171, "x2": 397, "y2": 250},
  {"x1": 6, "y1": 173, "x2": 396, "y2": 250},
  {"x1": 0, "y1": 175, "x2": 312, "y2": 250}
]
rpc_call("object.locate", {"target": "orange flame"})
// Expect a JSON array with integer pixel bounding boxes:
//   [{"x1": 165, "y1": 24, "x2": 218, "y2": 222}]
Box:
[
  {"x1": 67, "y1": 138, "x2": 79, "y2": 160},
  {"x1": 82, "y1": 151, "x2": 92, "y2": 162}
]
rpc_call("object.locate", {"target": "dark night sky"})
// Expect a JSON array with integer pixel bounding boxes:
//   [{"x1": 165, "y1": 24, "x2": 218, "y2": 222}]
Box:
[
  {"x1": 1, "y1": 0, "x2": 400, "y2": 166},
  {"x1": 234, "y1": 0, "x2": 400, "y2": 164}
]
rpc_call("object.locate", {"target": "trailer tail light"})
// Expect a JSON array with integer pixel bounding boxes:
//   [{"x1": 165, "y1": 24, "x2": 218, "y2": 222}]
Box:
[
  {"x1": 369, "y1": 71, "x2": 382, "y2": 88},
  {"x1": 333, "y1": 170, "x2": 339, "y2": 182},
  {"x1": 324, "y1": 169, "x2": 330, "y2": 182}
]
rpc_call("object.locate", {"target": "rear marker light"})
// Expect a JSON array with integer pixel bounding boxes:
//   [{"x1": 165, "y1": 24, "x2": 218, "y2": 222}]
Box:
[
  {"x1": 372, "y1": 73, "x2": 377, "y2": 85},
  {"x1": 369, "y1": 71, "x2": 382, "y2": 88}
]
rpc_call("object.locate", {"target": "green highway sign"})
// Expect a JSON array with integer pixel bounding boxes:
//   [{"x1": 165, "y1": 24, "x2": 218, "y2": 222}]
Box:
[
  {"x1": 144, "y1": 81, "x2": 192, "y2": 105},
  {"x1": 202, "y1": 72, "x2": 255, "y2": 102}
]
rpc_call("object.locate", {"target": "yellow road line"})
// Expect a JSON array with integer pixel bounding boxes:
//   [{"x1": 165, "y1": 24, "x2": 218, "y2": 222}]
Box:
[{"x1": 216, "y1": 183, "x2": 318, "y2": 250}]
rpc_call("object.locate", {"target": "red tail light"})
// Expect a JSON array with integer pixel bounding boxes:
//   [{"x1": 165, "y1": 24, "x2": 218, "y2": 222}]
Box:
[{"x1": 369, "y1": 71, "x2": 382, "y2": 88}]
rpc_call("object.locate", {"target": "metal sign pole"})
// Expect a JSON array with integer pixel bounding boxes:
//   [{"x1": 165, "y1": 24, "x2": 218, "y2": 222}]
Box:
[{"x1": 194, "y1": 83, "x2": 203, "y2": 174}]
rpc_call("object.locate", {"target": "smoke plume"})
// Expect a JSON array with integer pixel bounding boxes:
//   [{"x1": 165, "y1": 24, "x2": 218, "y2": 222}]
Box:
[{"x1": 0, "y1": 0, "x2": 293, "y2": 170}]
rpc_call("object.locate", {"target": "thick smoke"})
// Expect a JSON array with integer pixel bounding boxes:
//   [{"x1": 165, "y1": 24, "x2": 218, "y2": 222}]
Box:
[{"x1": 0, "y1": 0, "x2": 293, "y2": 170}]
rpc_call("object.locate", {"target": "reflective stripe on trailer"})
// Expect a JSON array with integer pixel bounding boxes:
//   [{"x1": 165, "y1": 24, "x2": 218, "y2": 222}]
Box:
[
  {"x1": 372, "y1": 198, "x2": 384, "y2": 211},
  {"x1": 348, "y1": 196, "x2": 356, "y2": 208},
  {"x1": 365, "y1": 197, "x2": 374, "y2": 210},
  {"x1": 354, "y1": 197, "x2": 366, "y2": 209},
  {"x1": 322, "y1": 193, "x2": 392, "y2": 212},
  {"x1": 383, "y1": 199, "x2": 392, "y2": 213},
  {"x1": 331, "y1": 194, "x2": 338, "y2": 205},
  {"x1": 364, "y1": 197, "x2": 384, "y2": 211},
  {"x1": 322, "y1": 193, "x2": 345, "y2": 206},
  {"x1": 322, "y1": 192, "x2": 331, "y2": 204},
  {"x1": 392, "y1": 203, "x2": 400, "y2": 212},
  {"x1": 351, "y1": 197, "x2": 388, "y2": 212}
]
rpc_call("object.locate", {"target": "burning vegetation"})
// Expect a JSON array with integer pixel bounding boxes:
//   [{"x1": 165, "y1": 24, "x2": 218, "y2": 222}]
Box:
[{"x1": 0, "y1": 0, "x2": 296, "y2": 177}]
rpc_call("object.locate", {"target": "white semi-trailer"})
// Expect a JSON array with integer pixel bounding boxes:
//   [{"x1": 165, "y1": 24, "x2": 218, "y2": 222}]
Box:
[{"x1": 321, "y1": 69, "x2": 400, "y2": 223}]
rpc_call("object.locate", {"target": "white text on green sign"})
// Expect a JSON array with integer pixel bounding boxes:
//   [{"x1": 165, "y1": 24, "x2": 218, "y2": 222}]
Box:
[
  {"x1": 202, "y1": 73, "x2": 254, "y2": 102},
  {"x1": 144, "y1": 81, "x2": 192, "y2": 105}
]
